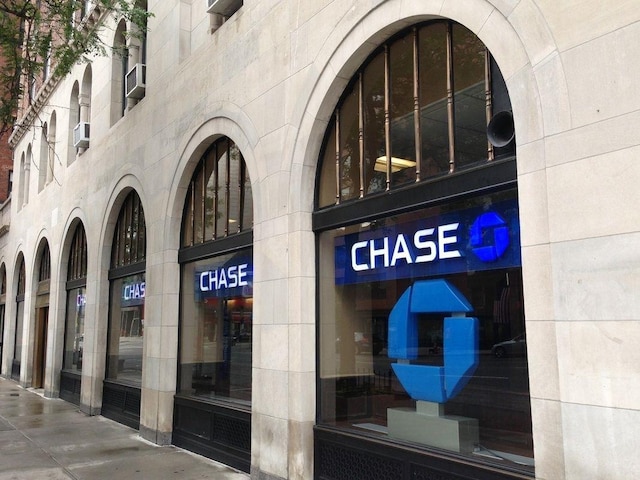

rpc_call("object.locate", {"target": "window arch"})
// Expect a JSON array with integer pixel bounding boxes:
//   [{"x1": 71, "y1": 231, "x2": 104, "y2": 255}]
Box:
[
  {"x1": 181, "y1": 136, "x2": 253, "y2": 247},
  {"x1": 60, "y1": 222, "x2": 88, "y2": 404},
  {"x1": 314, "y1": 20, "x2": 530, "y2": 479},
  {"x1": 103, "y1": 190, "x2": 146, "y2": 428},
  {"x1": 317, "y1": 21, "x2": 513, "y2": 208},
  {"x1": 110, "y1": 20, "x2": 128, "y2": 125},
  {"x1": 38, "y1": 123, "x2": 48, "y2": 192},
  {"x1": 174, "y1": 135, "x2": 253, "y2": 471},
  {"x1": 12, "y1": 255, "x2": 26, "y2": 380},
  {"x1": 0, "y1": 263, "x2": 6, "y2": 374},
  {"x1": 68, "y1": 82, "x2": 80, "y2": 166},
  {"x1": 48, "y1": 111, "x2": 57, "y2": 185}
]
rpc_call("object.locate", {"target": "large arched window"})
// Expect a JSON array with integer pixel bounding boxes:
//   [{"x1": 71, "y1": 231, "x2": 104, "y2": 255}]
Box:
[
  {"x1": 33, "y1": 241, "x2": 51, "y2": 389},
  {"x1": 12, "y1": 255, "x2": 26, "y2": 380},
  {"x1": 314, "y1": 21, "x2": 530, "y2": 480},
  {"x1": 103, "y1": 190, "x2": 146, "y2": 428},
  {"x1": 60, "y1": 222, "x2": 88, "y2": 405},
  {"x1": 173, "y1": 136, "x2": 253, "y2": 472},
  {"x1": 317, "y1": 22, "x2": 513, "y2": 207},
  {"x1": 0, "y1": 263, "x2": 6, "y2": 374}
]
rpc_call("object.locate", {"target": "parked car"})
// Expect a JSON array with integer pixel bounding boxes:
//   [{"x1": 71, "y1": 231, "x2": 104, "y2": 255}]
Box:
[{"x1": 491, "y1": 333, "x2": 526, "y2": 358}]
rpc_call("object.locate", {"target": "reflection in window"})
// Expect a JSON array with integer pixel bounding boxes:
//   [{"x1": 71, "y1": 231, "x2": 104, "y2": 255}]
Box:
[
  {"x1": 318, "y1": 188, "x2": 532, "y2": 471},
  {"x1": 107, "y1": 274, "x2": 145, "y2": 383},
  {"x1": 179, "y1": 249, "x2": 253, "y2": 403},
  {"x1": 63, "y1": 223, "x2": 88, "y2": 372},
  {"x1": 107, "y1": 191, "x2": 146, "y2": 385}
]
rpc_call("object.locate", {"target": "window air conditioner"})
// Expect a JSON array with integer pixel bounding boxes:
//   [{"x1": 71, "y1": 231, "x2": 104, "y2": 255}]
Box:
[
  {"x1": 73, "y1": 122, "x2": 90, "y2": 148},
  {"x1": 206, "y1": 0, "x2": 242, "y2": 17},
  {"x1": 125, "y1": 63, "x2": 146, "y2": 99}
]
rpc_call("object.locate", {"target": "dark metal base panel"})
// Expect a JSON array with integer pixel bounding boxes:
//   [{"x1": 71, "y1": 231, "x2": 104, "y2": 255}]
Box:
[
  {"x1": 101, "y1": 380, "x2": 141, "y2": 430},
  {"x1": 172, "y1": 395, "x2": 251, "y2": 473},
  {"x1": 10, "y1": 360, "x2": 20, "y2": 381},
  {"x1": 59, "y1": 371, "x2": 81, "y2": 406},
  {"x1": 314, "y1": 427, "x2": 533, "y2": 480}
]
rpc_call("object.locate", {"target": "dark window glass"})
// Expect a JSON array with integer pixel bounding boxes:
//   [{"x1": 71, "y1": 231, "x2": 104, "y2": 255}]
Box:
[
  {"x1": 317, "y1": 20, "x2": 509, "y2": 209},
  {"x1": 418, "y1": 23, "x2": 449, "y2": 178},
  {"x1": 39, "y1": 243, "x2": 50, "y2": 282},
  {"x1": 111, "y1": 191, "x2": 146, "y2": 268},
  {"x1": 181, "y1": 136, "x2": 253, "y2": 247},
  {"x1": 318, "y1": 120, "x2": 337, "y2": 208},
  {"x1": 179, "y1": 248, "x2": 253, "y2": 404},
  {"x1": 339, "y1": 83, "x2": 360, "y2": 202},
  {"x1": 64, "y1": 223, "x2": 88, "y2": 372},
  {"x1": 317, "y1": 189, "x2": 532, "y2": 471},
  {"x1": 452, "y1": 24, "x2": 487, "y2": 168},
  {"x1": 362, "y1": 53, "x2": 386, "y2": 194},
  {"x1": 63, "y1": 287, "x2": 85, "y2": 371},
  {"x1": 107, "y1": 274, "x2": 145, "y2": 384},
  {"x1": 389, "y1": 32, "x2": 417, "y2": 187}
]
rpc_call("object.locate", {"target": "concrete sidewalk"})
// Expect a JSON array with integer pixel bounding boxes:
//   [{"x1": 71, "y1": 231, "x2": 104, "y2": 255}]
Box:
[{"x1": 0, "y1": 378, "x2": 250, "y2": 479}]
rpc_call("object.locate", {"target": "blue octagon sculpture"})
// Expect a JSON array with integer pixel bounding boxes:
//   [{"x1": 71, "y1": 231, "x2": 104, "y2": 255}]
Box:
[{"x1": 388, "y1": 279, "x2": 479, "y2": 403}]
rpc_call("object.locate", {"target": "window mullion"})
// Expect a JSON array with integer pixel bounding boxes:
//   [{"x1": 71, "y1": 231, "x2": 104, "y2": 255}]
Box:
[{"x1": 446, "y1": 22, "x2": 456, "y2": 174}]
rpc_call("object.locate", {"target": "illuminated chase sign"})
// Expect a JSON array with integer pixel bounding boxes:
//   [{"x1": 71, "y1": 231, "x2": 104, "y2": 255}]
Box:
[
  {"x1": 388, "y1": 279, "x2": 478, "y2": 403},
  {"x1": 122, "y1": 281, "x2": 145, "y2": 307},
  {"x1": 335, "y1": 199, "x2": 520, "y2": 285},
  {"x1": 195, "y1": 259, "x2": 253, "y2": 300}
]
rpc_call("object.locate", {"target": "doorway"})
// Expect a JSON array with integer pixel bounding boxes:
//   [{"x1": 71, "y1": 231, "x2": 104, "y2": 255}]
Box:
[{"x1": 33, "y1": 306, "x2": 48, "y2": 388}]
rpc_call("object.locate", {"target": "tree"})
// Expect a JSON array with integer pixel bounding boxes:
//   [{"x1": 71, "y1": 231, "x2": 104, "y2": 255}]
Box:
[{"x1": 0, "y1": 0, "x2": 150, "y2": 136}]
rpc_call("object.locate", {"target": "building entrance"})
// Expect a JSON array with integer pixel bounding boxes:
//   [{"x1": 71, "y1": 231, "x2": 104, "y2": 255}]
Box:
[{"x1": 33, "y1": 306, "x2": 48, "y2": 388}]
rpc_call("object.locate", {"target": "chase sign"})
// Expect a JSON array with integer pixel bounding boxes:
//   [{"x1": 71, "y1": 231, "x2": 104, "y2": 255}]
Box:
[{"x1": 334, "y1": 198, "x2": 520, "y2": 285}]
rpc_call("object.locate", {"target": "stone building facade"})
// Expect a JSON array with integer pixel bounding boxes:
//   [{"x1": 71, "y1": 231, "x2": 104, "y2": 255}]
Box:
[{"x1": 1, "y1": 1, "x2": 640, "y2": 479}]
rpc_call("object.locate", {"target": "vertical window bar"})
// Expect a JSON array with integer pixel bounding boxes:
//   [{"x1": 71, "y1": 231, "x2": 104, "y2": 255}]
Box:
[
  {"x1": 201, "y1": 158, "x2": 206, "y2": 244},
  {"x1": 446, "y1": 22, "x2": 456, "y2": 173},
  {"x1": 139, "y1": 205, "x2": 146, "y2": 261},
  {"x1": 189, "y1": 178, "x2": 195, "y2": 246},
  {"x1": 334, "y1": 110, "x2": 341, "y2": 204},
  {"x1": 132, "y1": 195, "x2": 139, "y2": 263},
  {"x1": 214, "y1": 143, "x2": 220, "y2": 240},
  {"x1": 358, "y1": 72, "x2": 365, "y2": 198},
  {"x1": 413, "y1": 27, "x2": 422, "y2": 182},
  {"x1": 384, "y1": 44, "x2": 391, "y2": 190},
  {"x1": 485, "y1": 49, "x2": 495, "y2": 162},
  {"x1": 238, "y1": 154, "x2": 245, "y2": 233},
  {"x1": 225, "y1": 138, "x2": 231, "y2": 237}
]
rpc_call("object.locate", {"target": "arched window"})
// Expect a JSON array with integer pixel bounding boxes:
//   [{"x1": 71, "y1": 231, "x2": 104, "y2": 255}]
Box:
[
  {"x1": 0, "y1": 263, "x2": 6, "y2": 374},
  {"x1": 111, "y1": 20, "x2": 128, "y2": 125},
  {"x1": 60, "y1": 222, "x2": 88, "y2": 405},
  {"x1": 38, "y1": 123, "x2": 48, "y2": 192},
  {"x1": 33, "y1": 241, "x2": 51, "y2": 389},
  {"x1": 314, "y1": 21, "x2": 530, "y2": 479},
  {"x1": 103, "y1": 190, "x2": 146, "y2": 428},
  {"x1": 12, "y1": 256, "x2": 26, "y2": 380},
  {"x1": 68, "y1": 82, "x2": 80, "y2": 165},
  {"x1": 317, "y1": 22, "x2": 514, "y2": 207},
  {"x1": 47, "y1": 111, "x2": 57, "y2": 185},
  {"x1": 24, "y1": 145, "x2": 32, "y2": 206},
  {"x1": 173, "y1": 136, "x2": 253, "y2": 472}
]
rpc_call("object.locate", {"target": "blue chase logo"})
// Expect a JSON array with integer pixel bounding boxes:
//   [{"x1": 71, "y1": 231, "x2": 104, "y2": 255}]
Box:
[
  {"x1": 469, "y1": 212, "x2": 510, "y2": 262},
  {"x1": 388, "y1": 279, "x2": 479, "y2": 403}
]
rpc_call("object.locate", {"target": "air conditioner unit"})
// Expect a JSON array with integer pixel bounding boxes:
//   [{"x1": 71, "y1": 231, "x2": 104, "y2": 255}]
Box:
[
  {"x1": 125, "y1": 63, "x2": 146, "y2": 99},
  {"x1": 206, "y1": 0, "x2": 242, "y2": 17},
  {"x1": 73, "y1": 122, "x2": 90, "y2": 148}
]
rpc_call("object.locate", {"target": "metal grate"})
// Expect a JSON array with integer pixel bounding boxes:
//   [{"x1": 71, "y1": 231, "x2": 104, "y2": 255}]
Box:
[
  {"x1": 317, "y1": 441, "x2": 403, "y2": 480},
  {"x1": 213, "y1": 413, "x2": 251, "y2": 451}
]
